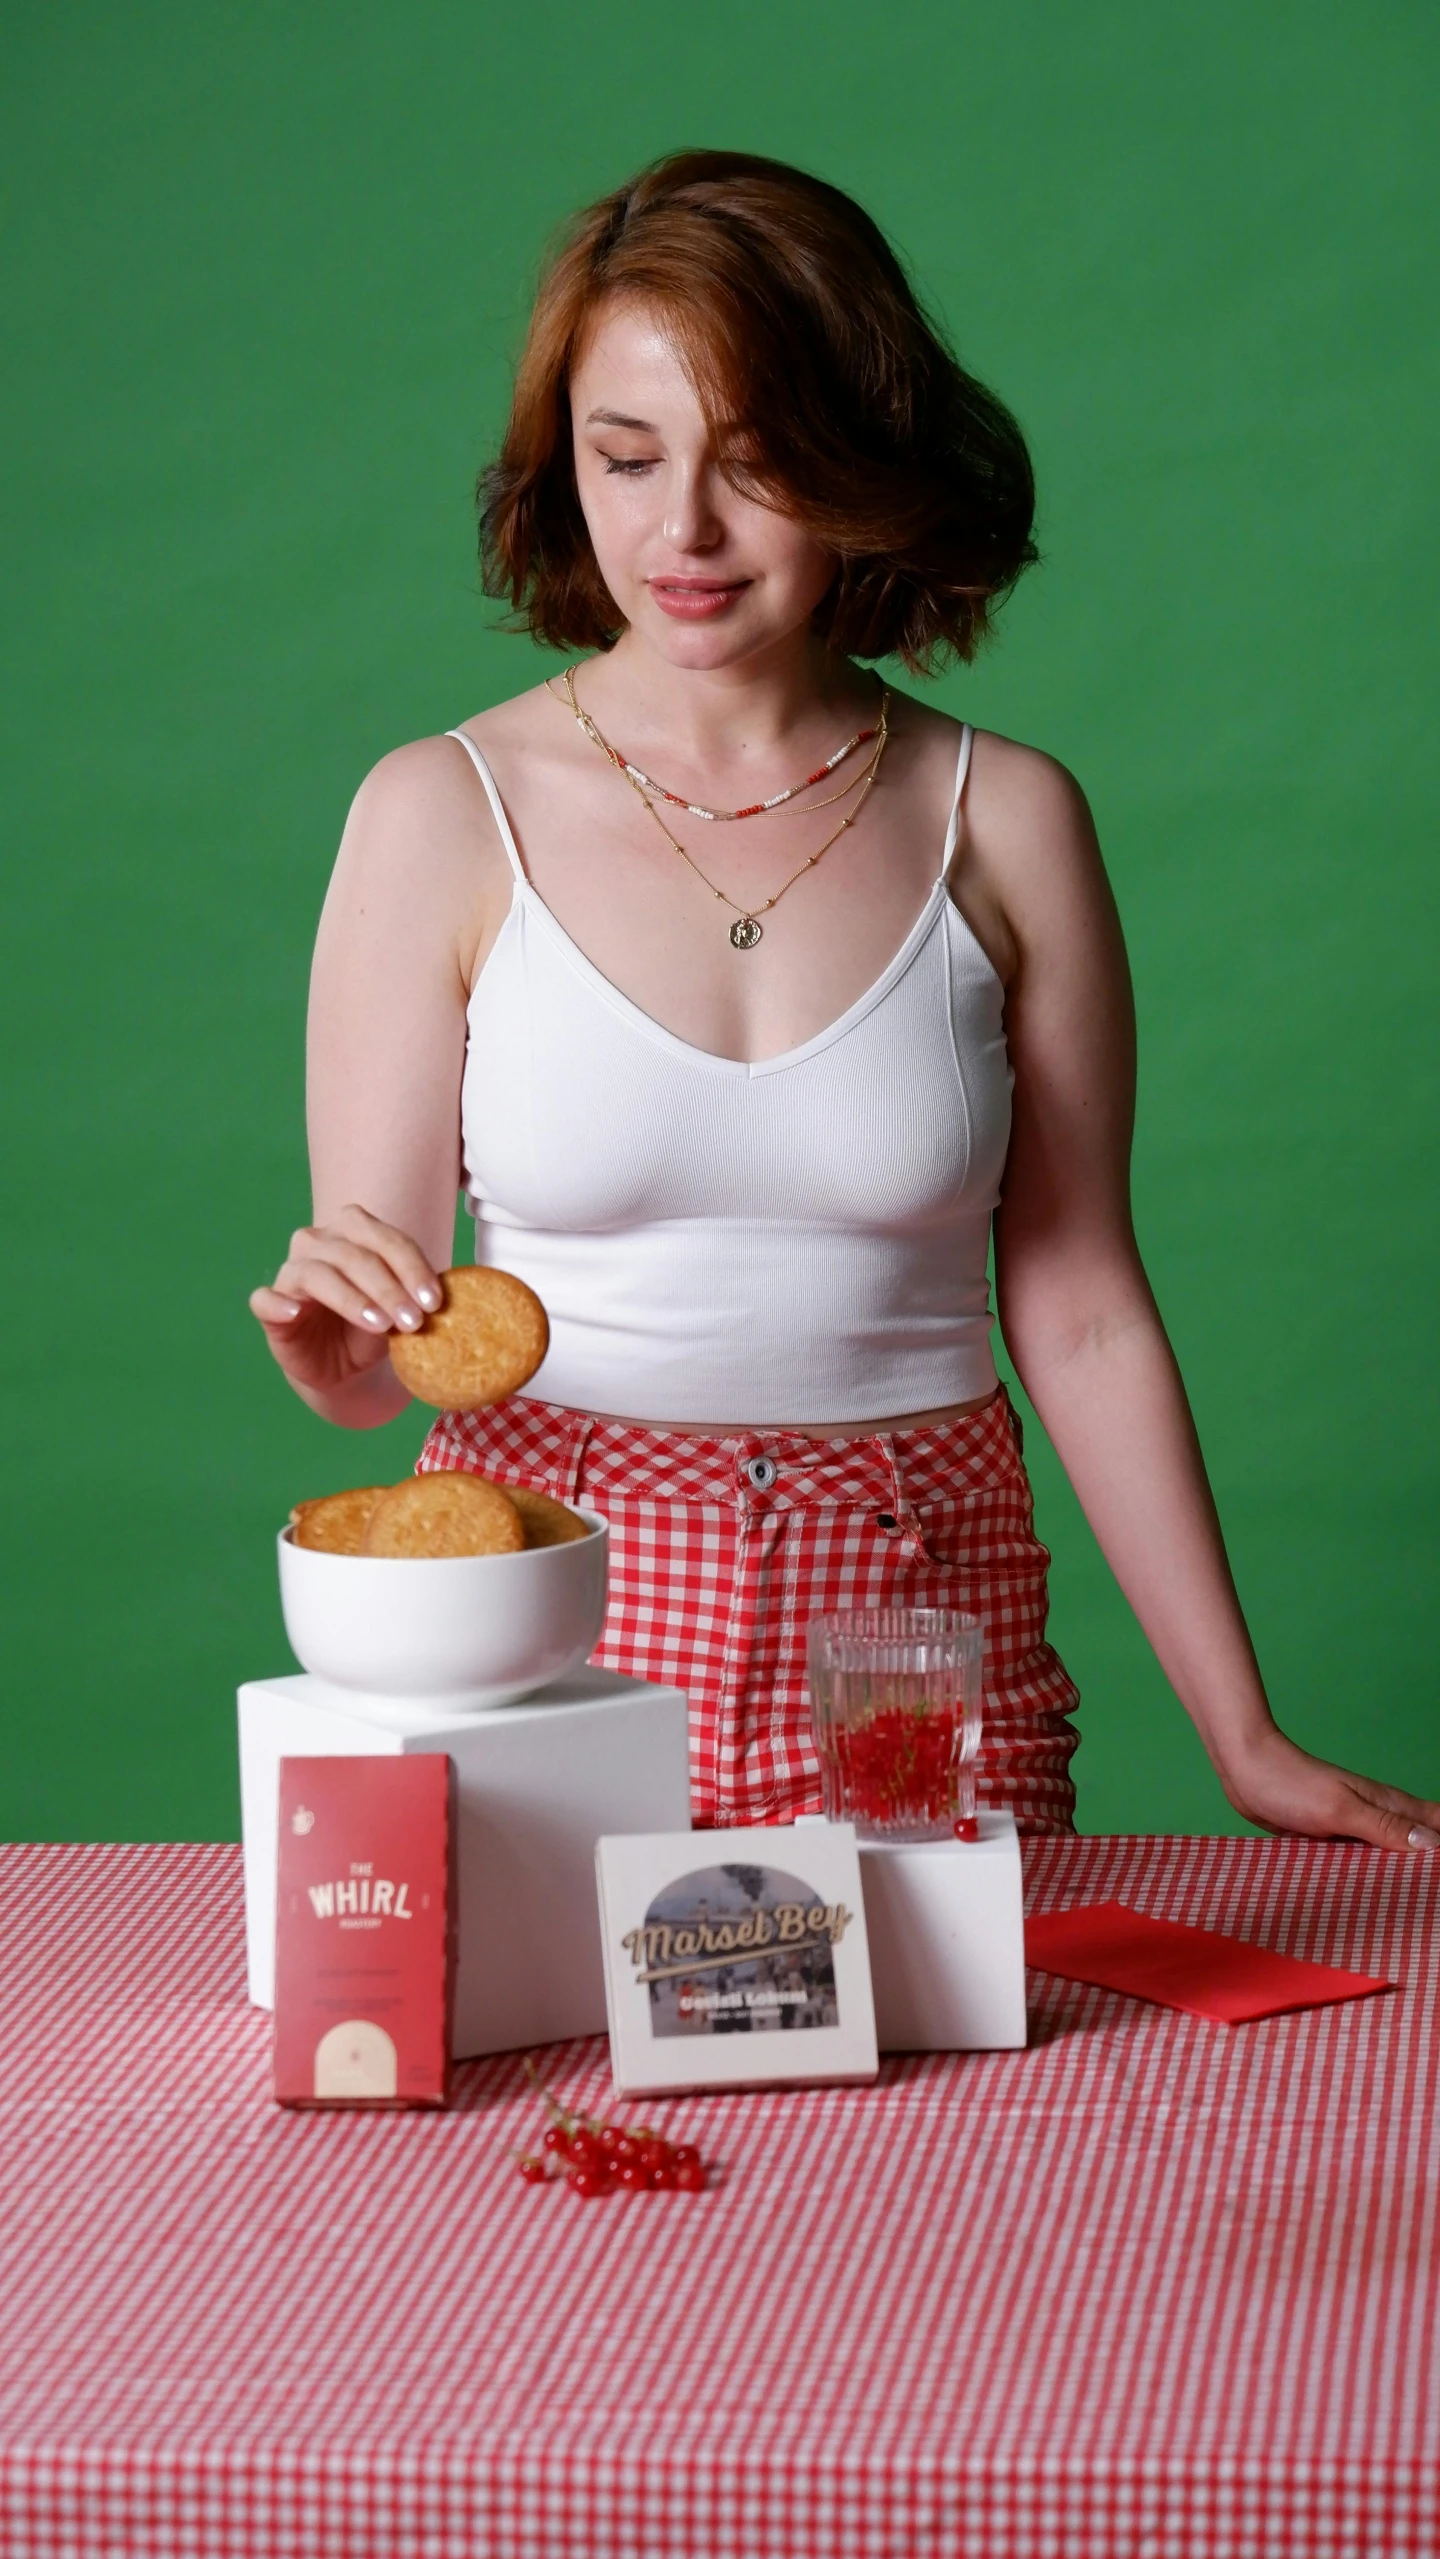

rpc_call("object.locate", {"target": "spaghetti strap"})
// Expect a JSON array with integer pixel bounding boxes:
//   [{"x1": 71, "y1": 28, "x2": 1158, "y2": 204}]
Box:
[
  {"x1": 445, "y1": 728, "x2": 528, "y2": 885},
  {"x1": 939, "y1": 722, "x2": 975, "y2": 877}
]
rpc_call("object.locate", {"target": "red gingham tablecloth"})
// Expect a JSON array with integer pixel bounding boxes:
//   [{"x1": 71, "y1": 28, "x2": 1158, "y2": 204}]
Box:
[{"x1": 1, "y1": 1836, "x2": 1435, "y2": 2558}]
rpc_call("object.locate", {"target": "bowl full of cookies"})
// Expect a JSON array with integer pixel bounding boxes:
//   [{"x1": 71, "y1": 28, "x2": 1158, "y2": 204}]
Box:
[{"x1": 277, "y1": 1267, "x2": 608, "y2": 1709}]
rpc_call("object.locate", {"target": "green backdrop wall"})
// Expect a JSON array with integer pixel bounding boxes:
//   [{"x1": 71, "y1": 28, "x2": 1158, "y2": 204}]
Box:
[{"x1": 3, "y1": 1, "x2": 1435, "y2": 1841}]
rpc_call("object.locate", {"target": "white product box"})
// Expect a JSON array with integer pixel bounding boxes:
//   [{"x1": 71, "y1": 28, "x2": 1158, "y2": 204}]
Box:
[
  {"x1": 596, "y1": 1823, "x2": 878, "y2": 2096},
  {"x1": 239, "y1": 1667, "x2": 691, "y2": 2058},
  {"x1": 799, "y1": 1812, "x2": 1028, "y2": 2051}
]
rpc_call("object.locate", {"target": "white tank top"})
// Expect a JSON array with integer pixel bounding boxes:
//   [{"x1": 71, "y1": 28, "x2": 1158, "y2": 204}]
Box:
[{"x1": 449, "y1": 723, "x2": 1011, "y2": 1424}]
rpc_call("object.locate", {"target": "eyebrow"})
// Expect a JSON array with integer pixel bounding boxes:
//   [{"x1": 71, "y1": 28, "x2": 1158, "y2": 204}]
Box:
[{"x1": 584, "y1": 408, "x2": 659, "y2": 432}]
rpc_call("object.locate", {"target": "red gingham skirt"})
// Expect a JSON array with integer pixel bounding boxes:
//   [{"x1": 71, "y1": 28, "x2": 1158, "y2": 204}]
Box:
[{"x1": 419, "y1": 1389, "x2": 1079, "y2": 1835}]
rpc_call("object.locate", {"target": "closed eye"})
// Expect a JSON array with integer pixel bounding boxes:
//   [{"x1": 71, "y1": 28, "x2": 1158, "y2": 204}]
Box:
[{"x1": 602, "y1": 455, "x2": 658, "y2": 476}]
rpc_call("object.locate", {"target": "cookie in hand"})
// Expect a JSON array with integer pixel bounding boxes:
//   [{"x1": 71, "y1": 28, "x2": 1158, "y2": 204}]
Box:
[{"x1": 389, "y1": 1267, "x2": 549, "y2": 1411}]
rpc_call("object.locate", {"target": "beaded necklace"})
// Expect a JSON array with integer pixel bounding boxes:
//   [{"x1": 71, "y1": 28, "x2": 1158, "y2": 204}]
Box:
[
  {"x1": 555, "y1": 665, "x2": 881, "y2": 821},
  {"x1": 557, "y1": 673, "x2": 891, "y2": 949}
]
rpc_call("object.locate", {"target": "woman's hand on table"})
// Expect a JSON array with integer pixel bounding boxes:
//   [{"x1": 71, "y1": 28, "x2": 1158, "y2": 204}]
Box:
[
  {"x1": 249, "y1": 1205, "x2": 442, "y2": 1423},
  {"x1": 1217, "y1": 1725, "x2": 1440, "y2": 1853}
]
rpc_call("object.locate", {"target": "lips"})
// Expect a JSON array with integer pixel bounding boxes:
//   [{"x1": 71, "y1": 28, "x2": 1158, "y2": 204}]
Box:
[{"x1": 647, "y1": 579, "x2": 751, "y2": 620}]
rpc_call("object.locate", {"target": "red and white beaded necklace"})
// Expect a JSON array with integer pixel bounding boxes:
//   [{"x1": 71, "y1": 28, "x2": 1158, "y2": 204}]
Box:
[{"x1": 554, "y1": 665, "x2": 882, "y2": 821}]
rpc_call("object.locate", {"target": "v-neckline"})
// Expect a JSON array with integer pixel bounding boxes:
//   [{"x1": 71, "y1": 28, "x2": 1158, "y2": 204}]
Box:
[
  {"x1": 451, "y1": 717, "x2": 979, "y2": 1078},
  {"x1": 483, "y1": 873, "x2": 954, "y2": 1079}
]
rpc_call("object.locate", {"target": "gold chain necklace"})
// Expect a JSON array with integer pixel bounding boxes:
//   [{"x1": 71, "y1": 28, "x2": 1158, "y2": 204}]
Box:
[{"x1": 558, "y1": 676, "x2": 890, "y2": 949}]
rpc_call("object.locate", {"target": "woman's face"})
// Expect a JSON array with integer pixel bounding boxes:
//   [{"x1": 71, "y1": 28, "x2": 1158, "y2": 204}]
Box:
[{"x1": 569, "y1": 298, "x2": 835, "y2": 670}]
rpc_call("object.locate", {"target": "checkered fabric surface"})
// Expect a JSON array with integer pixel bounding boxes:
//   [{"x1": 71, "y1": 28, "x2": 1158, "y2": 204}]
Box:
[
  {"x1": 421, "y1": 1391, "x2": 1079, "y2": 1832},
  {"x1": 2, "y1": 1835, "x2": 1435, "y2": 2558}
]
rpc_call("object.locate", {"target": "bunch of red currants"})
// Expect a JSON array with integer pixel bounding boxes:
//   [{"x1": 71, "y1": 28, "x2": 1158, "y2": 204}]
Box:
[{"x1": 515, "y1": 2077, "x2": 708, "y2": 2197}]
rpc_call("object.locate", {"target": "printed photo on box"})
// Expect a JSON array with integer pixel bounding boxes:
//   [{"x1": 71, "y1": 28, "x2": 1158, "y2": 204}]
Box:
[
  {"x1": 628, "y1": 1861, "x2": 850, "y2": 2038},
  {"x1": 596, "y1": 1824, "x2": 878, "y2": 2095}
]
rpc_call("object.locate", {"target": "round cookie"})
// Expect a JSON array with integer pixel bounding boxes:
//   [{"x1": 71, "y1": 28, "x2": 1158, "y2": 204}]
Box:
[
  {"x1": 505, "y1": 1484, "x2": 591, "y2": 1548},
  {"x1": 362, "y1": 1471, "x2": 524, "y2": 1559},
  {"x1": 389, "y1": 1267, "x2": 549, "y2": 1411},
  {"x1": 289, "y1": 1486, "x2": 389, "y2": 1555}
]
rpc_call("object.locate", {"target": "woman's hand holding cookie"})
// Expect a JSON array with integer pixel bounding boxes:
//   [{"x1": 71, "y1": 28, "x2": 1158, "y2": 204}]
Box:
[{"x1": 250, "y1": 1204, "x2": 444, "y2": 1417}]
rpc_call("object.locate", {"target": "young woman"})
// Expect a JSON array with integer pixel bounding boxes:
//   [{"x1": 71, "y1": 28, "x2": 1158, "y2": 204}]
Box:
[{"x1": 252, "y1": 150, "x2": 1438, "y2": 1852}]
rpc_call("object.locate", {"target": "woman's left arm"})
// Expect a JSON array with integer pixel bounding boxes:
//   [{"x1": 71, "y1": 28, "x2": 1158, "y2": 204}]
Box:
[{"x1": 975, "y1": 737, "x2": 1439, "y2": 1852}]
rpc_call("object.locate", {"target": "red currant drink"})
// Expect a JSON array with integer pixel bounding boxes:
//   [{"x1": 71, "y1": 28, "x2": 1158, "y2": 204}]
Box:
[{"x1": 807, "y1": 1609, "x2": 983, "y2": 1842}]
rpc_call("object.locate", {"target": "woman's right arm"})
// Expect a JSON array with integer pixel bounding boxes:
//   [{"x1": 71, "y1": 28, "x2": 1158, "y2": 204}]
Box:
[{"x1": 249, "y1": 736, "x2": 504, "y2": 1428}]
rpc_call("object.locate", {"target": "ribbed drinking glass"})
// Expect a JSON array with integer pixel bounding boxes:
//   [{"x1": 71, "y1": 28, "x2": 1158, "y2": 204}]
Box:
[{"x1": 807, "y1": 1608, "x2": 984, "y2": 1843}]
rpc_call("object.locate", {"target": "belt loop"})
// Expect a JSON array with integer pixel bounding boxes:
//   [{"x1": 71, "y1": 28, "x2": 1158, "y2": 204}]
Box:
[
  {"x1": 874, "y1": 1430, "x2": 910, "y2": 1524},
  {"x1": 555, "y1": 1411, "x2": 594, "y2": 1505}
]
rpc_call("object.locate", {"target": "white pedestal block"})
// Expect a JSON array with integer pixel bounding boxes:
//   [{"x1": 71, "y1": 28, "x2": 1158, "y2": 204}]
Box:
[
  {"x1": 798, "y1": 1813, "x2": 1027, "y2": 2051},
  {"x1": 239, "y1": 1667, "x2": 691, "y2": 2058}
]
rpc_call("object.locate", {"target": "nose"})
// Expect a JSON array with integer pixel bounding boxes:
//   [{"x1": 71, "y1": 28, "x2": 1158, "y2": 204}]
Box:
[{"x1": 662, "y1": 463, "x2": 724, "y2": 554}]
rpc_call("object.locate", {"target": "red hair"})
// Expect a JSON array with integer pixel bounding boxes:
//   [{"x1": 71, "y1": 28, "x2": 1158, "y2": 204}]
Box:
[{"x1": 480, "y1": 151, "x2": 1037, "y2": 671}]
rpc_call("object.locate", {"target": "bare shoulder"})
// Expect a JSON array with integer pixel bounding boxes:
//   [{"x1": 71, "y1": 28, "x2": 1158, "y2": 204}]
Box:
[
  {"x1": 333, "y1": 700, "x2": 553, "y2": 919},
  {"x1": 343, "y1": 667, "x2": 564, "y2": 845},
  {"x1": 343, "y1": 728, "x2": 501, "y2": 856},
  {"x1": 318, "y1": 715, "x2": 542, "y2": 992},
  {"x1": 961, "y1": 725, "x2": 1116, "y2": 958},
  {"x1": 967, "y1": 726, "x2": 1095, "y2": 858},
  {"x1": 882, "y1": 693, "x2": 1087, "y2": 841}
]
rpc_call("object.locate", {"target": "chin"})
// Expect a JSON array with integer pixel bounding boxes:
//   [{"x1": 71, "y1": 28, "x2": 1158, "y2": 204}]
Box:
[{"x1": 632, "y1": 602, "x2": 802, "y2": 671}]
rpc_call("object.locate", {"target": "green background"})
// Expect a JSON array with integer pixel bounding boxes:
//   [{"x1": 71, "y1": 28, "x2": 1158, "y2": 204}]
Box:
[{"x1": 3, "y1": 2, "x2": 1435, "y2": 1841}]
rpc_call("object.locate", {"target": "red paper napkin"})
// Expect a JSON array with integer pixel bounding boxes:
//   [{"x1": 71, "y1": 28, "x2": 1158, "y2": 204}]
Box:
[{"x1": 1025, "y1": 1900, "x2": 1393, "y2": 2024}]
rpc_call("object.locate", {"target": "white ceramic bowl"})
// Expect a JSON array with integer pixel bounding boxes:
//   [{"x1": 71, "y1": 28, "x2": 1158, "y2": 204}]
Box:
[{"x1": 277, "y1": 1510, "x2": 609, "y2": 1709}]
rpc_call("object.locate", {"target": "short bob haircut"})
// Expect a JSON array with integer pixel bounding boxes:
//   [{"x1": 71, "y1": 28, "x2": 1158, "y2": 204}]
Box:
[{"x1": 480, "y1": 151, "x2": 1037, "y2": 672}]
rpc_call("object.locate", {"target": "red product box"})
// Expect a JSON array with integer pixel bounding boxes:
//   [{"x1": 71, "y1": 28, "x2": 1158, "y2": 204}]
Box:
[{"x1": 274, "y1": 1755, "x2": 455, "y2": 2108}]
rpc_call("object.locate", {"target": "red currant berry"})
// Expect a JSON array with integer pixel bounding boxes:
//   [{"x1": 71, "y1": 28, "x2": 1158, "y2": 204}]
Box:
[
  {"x1": 517, "y1": 2155, "x2": 550, "y2": 2185},
  {"x1": 674, "y1": 2160, "x2": 707, "y2": 2192},
  {"x1": 636, "y1": 2138, "x2": 670, "y2": 2175},
  {"x1": 670, "y1": 2144, "x2": 701, "y2": 2172},
  {"x1": 610, "y1": 2133, "x2": 639, "y2": 2166},
  {"x1": 567, "y1": 2166, "x2": 606, "y2": 2197},
  {"x1": 618, "y1": 2161, "x2": 652, "y2": 2192},
  {"x1": 542, "y1": 2125, "x2": 570, "y2": 2158},
  {"x1": 568, "y1": 2133, "x2": 604, "y2": 2174},
  {"x1": 650, "y1": 2160, "x2": 679, "y2": 2190}
]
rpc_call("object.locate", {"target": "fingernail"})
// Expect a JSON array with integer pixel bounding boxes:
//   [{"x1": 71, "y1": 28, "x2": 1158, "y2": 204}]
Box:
[
  {"x1": 1407, "y1": 1825, "x2": 1440, "y2": 1850},
  {"x1": 360, "y1": 1306, "x2": 388, "y2": 1330},
  {"x1": 416, "y1": 1285, "x2": 441, "y2": 1311},
  {"x1": 394, "y1": 1306, "x2": 422, "y2": 1331}
]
